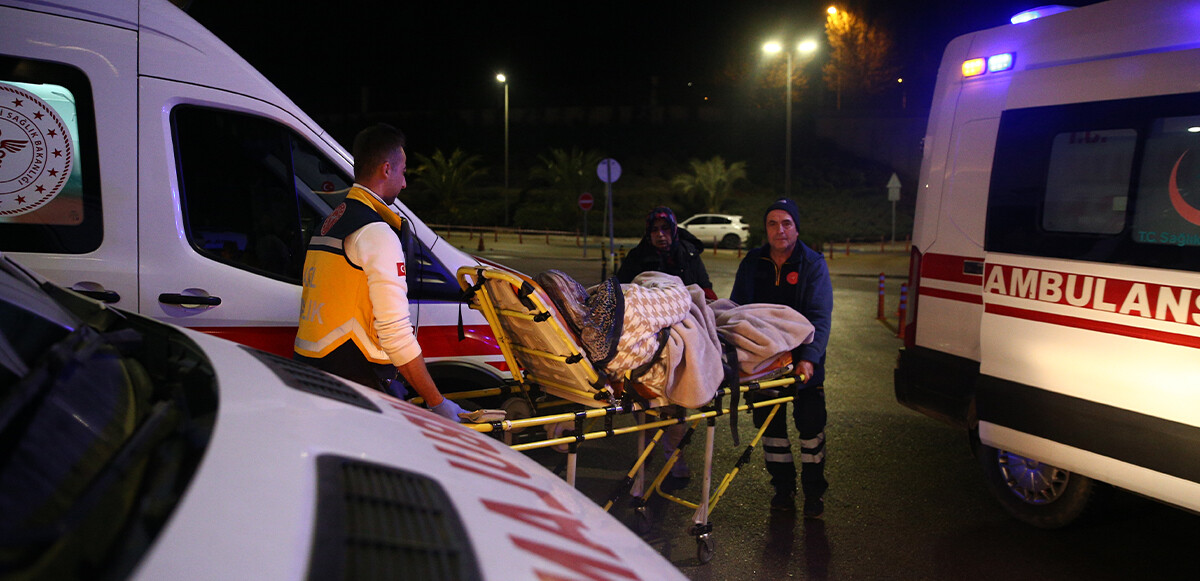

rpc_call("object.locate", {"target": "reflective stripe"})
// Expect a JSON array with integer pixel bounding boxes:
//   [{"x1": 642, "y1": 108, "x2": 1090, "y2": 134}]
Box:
[
  {"x1": 763, "y1": 437, "x2": 791, "y2": 448},
  {"x1": 294, "y1": 318, "x2": 389, "y2": 362},
  {"x1": 800, "y1": 432, "x2": 826, "y2": 464},
  {"x1": 764, "y1": 452, "x2": 794, "y2": 463}
]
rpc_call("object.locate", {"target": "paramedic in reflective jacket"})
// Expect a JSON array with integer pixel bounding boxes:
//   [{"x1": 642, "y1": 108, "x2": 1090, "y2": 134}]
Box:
[
  {"x1": 730, "y1": 198, "x2": 833, "y2": 517},
  {"x1": 293, "y1": 123, "x2": 466, "y2": 422}
]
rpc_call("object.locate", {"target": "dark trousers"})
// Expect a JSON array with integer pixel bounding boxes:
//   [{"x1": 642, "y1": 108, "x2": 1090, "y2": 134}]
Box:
[
  {"x1": 294, "y1": 341, "x2": 396, "y2": 394},
  {"x1": 752, "y1": 384, "x2": 828, "y2": 499}
]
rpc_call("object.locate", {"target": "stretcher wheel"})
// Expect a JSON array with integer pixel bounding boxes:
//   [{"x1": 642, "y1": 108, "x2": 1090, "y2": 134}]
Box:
[
  {"x1": 632, "y1": 506, "x2": 652, "y2": 536},
  {"x1": 696, "y1": 533, "x2": 715, "y2": 564},
  {"x1": 500, "y1": 397, "x2": 533, "y2": 434}
]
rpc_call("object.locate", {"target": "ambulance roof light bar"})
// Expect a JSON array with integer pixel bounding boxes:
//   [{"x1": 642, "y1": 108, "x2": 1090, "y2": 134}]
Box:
[{"x1": 1010, "y1": 5, "x2": 1074, "y2": 24}]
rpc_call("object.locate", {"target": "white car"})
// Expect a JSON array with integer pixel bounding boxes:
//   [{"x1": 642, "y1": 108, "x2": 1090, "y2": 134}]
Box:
[
  {"x1": 678, "y1": 214, "x2": 751, "y2": 249},
  {"x1": 0, "y1": 253, "x2": 684, "y2": 580}
]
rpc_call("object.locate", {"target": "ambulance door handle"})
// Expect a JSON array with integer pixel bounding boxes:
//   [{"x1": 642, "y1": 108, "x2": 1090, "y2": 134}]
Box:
[
  {"x1": 68, "y1": 282, "x2": 120, "y2": 303},
  {"x1": 158, "y1": 292, "x2": 222, "y2": 307},
  {"x1": 75, "y1": 289, "x2": 121, "y2": 303},
  {"x1": 963, "y1": 260, "x2": 984, "y2": 276}
]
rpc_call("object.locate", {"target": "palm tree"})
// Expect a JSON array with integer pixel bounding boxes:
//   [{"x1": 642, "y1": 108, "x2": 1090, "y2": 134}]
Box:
[
  {"x1": 530, "y1": 147, "x2": 604, "y2": 196},
  {"x1": 670, "y1": 156, "x2": 747, "y2": 213},
  {"x1": 410, "y1": 148, "x2": 487, "y2": 218}
]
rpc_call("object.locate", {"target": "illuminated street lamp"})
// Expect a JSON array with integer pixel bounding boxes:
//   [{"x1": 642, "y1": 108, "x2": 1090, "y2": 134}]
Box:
[
  {"x1": 763, "y1": 39, "x2": 818, "y2": 198},
  {"x1": 495, "y1": 73, "x2": 509, "y2": 190}
]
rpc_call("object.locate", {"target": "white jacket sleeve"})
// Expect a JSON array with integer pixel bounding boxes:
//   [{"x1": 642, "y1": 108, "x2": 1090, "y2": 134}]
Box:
[{"x1": 345, "y1": 222, "x2": 422, "y2": 366}]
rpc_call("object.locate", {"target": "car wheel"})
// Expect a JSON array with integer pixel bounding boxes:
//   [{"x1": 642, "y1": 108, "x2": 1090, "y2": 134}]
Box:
[
  {"x1": 719, "y1": 234, "x2": 741, "y2": 249},
  {"x1": 976, "y1": 442, "x2": 1096, "y2": 528},
  {"x1": 427, "y1": 362, "x2": 506, "y2": 409}
]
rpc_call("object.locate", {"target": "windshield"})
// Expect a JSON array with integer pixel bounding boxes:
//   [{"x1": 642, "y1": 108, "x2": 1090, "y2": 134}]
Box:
[{"x1": 0, "y1": 258, "x2": 217, "y2": 579}]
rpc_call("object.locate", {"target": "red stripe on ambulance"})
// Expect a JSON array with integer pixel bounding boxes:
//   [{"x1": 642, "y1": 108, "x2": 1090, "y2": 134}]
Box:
[{"x1": 983, "y1": 264, "x2": 1200, "y2": 346}]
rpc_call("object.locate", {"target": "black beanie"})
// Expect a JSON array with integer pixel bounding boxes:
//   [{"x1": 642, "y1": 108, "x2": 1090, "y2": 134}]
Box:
[{"x1": 764, "y1": 198, "x2": 800, "y2": 226}]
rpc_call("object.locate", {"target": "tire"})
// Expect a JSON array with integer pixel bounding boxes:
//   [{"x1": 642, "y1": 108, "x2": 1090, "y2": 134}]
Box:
[
  {"x1": 976, "y1": 442, "x2": 1096, "y2": 529},
  {"x1": 427, "y1": 362, "x2": 506, "y2": 410},
  {"x1": 719, "y1": 234, "x2": 741, "y2": 249}
]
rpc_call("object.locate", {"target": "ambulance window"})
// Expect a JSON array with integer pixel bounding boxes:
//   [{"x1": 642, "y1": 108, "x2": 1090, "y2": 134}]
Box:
[
  {"x1": 172, "y1": 107, "x2": 347, "y2": 283},
  {"x1": 1130, "y1": 115, "x2": 1200, "y2": 248},
  {"x1": 989, "y1": 91, "x2": 1200, "y2": 272},
  {"x1": 1043, "y1": 130, "x2": 1135, "y2": 234},
  {"x1": 0, "y1": 57, "x2": 100, "y2": 253}
]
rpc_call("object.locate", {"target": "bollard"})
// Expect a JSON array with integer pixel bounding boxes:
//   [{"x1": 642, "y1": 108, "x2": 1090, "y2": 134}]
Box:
[
  {"x1": 906, "y1": 234, "x2": 912, "y2": 252},
  {"x1": 546, "y1": 232, "x2": 550, "y2": 245},
  {"x1": 877, "y1": 273, "x2": 886, "y2": 320},
  {"x1": 494, "y1": 229, "x2": 498, "y2": 242},
  {"x1": 845, "y1": 238, "x2": 851, "y2": 256},
  {"x1": 738, "y1": 245, "x2": 743, "y2": 258},
  {"x1": 880, "y1": 234, "x2": 886, "y2": 253},
  {"x1": 576, "y1": 230, "x2": 581, "y2": 247},
  {"x1": 897, "y1": 283, "x2": 908, "y2": 339},
  {"x1": 713, "y1": 238, "x2": 718, "y2": 256},
  {"x1": 518, "y1": 229, "x2": 523, "y2": 244},
  {"x1": 477, "y1": 237, "x2": 485, "y2": 252}
]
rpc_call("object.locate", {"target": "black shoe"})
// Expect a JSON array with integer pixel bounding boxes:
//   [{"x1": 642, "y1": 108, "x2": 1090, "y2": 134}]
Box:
[
  {"x1": 770, "y1": 490, "x2": 796, "y2": 512},
  {"x1": 803, "y1": 496, "x2": 825, "y2": 519}
]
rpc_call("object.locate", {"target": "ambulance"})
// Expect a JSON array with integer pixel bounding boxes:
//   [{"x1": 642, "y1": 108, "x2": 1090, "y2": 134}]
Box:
[
  {"x1": 894, "y1": 0, "x2": 1200, "y2": 528},
  {"x1": 0, "y1": 0, "x2": 508, "y2": 393}
]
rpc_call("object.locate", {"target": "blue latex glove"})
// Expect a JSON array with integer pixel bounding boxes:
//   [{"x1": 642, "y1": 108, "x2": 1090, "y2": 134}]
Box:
[{"x1": 430, "y1": 397, "x2": 467, "y2": 422}]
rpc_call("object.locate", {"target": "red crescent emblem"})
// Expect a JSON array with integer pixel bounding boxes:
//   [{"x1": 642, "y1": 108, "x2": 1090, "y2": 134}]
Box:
[
  {"x1": 1168, "y1": 150, "x2": 1200, "y2": 226},
  {"x1": 787, "y1": 271, "x2": 799, "y2": 285}
]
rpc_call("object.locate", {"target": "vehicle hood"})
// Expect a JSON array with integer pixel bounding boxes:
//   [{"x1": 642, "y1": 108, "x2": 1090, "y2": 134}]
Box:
[{"x1": 133, "y1": 329, "x2": 681, "y2": 580}]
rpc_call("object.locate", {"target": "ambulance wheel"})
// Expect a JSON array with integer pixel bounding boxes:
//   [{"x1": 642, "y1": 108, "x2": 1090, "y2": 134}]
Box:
[
  {"x1": 427, "y1": 362, "x2": 505, "y2": 409},
  {"x1": 719, "y1": 234, "x2": 741, "y2": 249},
  {"x1": 976, "y1": 443, "x2": 1095, "y2": 529},
  {"x1": 696, "y1": 534, "x2": 715, "y2": 564}
]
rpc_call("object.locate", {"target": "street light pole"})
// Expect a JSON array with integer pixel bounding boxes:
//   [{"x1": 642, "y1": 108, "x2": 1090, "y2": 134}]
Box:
[
  {"x1": 496, "y1": 74, "x2": 509, "y2": 190},
  {"x1": 496, "y1": 73, "x2": 509, "y2": 225},
  {"x1": 765, "y1": 39, "x2": 817, "y2": 199},
  {"x1": 784, "y1": 49, "x2": 793, "y2": 199}
]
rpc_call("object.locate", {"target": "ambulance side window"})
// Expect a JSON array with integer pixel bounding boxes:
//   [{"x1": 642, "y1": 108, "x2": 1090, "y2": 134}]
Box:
[
  {"x1": 172, "y1": 107, "x2": 350, "y2": 283},
  {"x1": 987, "y1": 92, "x2": 1200, "y2": 272},
  {"x1": 0, "y1": 56, "x2": 100, "y2": 254}
]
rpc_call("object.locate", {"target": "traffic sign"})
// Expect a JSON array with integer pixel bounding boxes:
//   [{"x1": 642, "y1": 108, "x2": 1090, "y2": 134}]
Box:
[
  {"x1": 579, "y1": 192, "x2": 594, "y2": 211},
  {"x1": 597, "y1": 158, "x2": 622, "y2": 183}
]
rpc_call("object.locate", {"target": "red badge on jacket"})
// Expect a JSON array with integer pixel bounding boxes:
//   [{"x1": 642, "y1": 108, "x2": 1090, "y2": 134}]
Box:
[
  {"x1": 787, "y1": 271, "x2": 799, "y2": 285},
  {"x1": 397, "y1": 262, "x2": 406, "y2": 277}
]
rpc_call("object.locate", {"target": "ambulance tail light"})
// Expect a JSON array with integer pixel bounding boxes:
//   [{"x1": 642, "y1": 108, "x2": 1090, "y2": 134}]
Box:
[
  {"x1": 962, "y1": 53, "x2": 1016, "y2": 78},
  {"x1": 903, "y1": 246, "x2": 921, "y2": 349}
]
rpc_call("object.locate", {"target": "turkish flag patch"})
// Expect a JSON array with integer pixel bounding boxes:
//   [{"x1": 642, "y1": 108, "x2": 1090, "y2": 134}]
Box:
[
  {"x1": 786, "y1": 271, "x2": 799, "y2": 285},
  {"x1": 397, "y1": 262, "x2": 406, "y2": 277}
]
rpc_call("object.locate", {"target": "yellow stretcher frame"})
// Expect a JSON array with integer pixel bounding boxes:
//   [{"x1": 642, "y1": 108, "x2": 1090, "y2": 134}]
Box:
[{"x1": 455, "y1": 265, "x2": 803, "y2": 564}]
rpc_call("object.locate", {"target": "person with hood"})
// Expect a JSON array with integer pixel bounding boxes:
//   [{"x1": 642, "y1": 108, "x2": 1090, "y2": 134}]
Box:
[
  {"x1": 730, "y1": 198, "x2": 833, "y2": 518},
  {"x1": 617, "y1": 206, "x2": 718, "y2": 301},
  {"x1": 614, "y1": 206, "x2": 716, "y2": 481}
]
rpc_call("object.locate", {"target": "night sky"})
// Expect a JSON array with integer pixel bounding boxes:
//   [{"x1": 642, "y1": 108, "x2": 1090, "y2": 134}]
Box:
[{"x1": 186, "y1": 1, "x2": 1106, "y2": 118}]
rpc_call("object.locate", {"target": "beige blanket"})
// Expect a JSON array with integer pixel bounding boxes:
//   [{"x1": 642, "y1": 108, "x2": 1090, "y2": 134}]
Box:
[{"x1": 709, "y1": 299, "x2": 815, "y2": 375}]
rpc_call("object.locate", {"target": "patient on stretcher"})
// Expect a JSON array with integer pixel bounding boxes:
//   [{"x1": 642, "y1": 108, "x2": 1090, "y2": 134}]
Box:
[{"x1": 534, "y1": 270, "x2": 814, "y2": 408}]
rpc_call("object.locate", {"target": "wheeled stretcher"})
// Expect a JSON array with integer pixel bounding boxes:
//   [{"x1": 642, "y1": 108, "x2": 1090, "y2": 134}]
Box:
[{"x1": 453, "y1": 265, "x2": 806, "y2": 563}]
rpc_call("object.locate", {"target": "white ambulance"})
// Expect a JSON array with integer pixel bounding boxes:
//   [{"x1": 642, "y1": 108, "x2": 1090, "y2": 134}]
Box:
[
  {"x1": 0, "y1": 0, "x2": 509, "y2": 392},
  {"x1": 894, "y1": 0, "x2": 1200, "y2": 528}
]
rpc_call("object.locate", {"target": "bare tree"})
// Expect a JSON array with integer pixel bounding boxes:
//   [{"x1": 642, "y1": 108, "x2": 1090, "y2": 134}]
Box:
[{"x1": 823, "y1": 8, "x2": 899, "y2": 110}]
